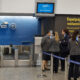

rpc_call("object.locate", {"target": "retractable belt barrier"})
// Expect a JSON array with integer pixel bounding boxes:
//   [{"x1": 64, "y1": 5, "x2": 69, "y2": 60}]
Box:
[
  {"x1": 43, "y1": 52, "x2": 80, "y2": 65},
  {"x1": 43, "y1": 52, "x2": 80, "y2": 80}
]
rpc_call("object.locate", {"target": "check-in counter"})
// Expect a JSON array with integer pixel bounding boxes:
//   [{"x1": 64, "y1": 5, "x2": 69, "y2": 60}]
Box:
[
  {"x1": 34, "y1": 37, "x2": 42, "y2": 66},
  {"x1": 0, "y1": 43, "x2": 34, "y2": 67}
]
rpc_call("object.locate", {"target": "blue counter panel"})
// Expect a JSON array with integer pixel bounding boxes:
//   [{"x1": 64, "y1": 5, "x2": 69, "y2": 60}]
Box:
[{"x1": 0, "y1": 16, "x2": 41, "y2": 45}]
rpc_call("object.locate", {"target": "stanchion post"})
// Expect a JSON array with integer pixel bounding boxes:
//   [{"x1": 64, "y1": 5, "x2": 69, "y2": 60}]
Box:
[
  {"x1": 15, "y1": 49, "x2": 18, "y2": 67},
  {"x1": 37, "y1": 51, "x2": 47, "y2": 78},
  {"x1": 51, "y1": 53, "x2": 53, "y2": 80},
  {"x1": 1, "y1": 46, "x2": 4, "y2": 67},
  {"x1": 30, "y1": 44, "x2": 34, "y2": 66},
  {"x1": 65, "y1": 57, "x2": 68, "y2": 80}
]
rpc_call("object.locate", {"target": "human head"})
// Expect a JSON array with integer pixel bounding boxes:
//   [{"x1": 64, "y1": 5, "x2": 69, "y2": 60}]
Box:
[
  {"x1": 72, "y1": 30, "x2": 79, "y2": 41},
  {"x1": 47, "y1": 32, "x2": 51, "y2": 36},
  {"x1": 62, "y1": 28, "x2": 69, "y2": 35},
  {"x1": 47, "y1": 30, "x2": 53, "y2": 36}
]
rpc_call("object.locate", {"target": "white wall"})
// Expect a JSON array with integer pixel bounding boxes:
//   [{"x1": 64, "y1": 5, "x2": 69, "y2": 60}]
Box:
[
  {"x1": 55, "y1": 0, "x2": 80, "y2": 14},
  {"x1": 0, "y1": 0, "x2": 35, "y2": 13},
  {"x1": 0, "y1": 0, "x2": 80, "y2": 14}
]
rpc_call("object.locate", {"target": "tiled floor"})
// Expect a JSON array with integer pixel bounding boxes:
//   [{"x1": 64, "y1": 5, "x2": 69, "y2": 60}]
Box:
[{"x1": 0, "y1": 67, "x2": 79, "y2": 80}]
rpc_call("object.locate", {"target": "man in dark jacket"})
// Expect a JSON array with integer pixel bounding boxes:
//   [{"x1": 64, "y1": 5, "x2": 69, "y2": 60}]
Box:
[
  {"x1": 41, "y1": 31, "x2": 54, "y2": 71},
  {"x1": 60, "y1": 29, "x2": 70, "y2": 71}
]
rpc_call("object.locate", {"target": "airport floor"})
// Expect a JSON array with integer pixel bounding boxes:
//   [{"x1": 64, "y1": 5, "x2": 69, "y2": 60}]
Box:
[{"x1": 0, "y1": 67, "x2": 80, "y2": 80}]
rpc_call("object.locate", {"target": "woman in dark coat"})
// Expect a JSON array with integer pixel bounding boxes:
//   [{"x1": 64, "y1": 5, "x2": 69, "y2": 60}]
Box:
[
  {"x1": 68, "y1": 31, "x2": 80, "y2": 80},
  {"x1": 60, "y1": 29, "x2": 70, "y2": 71}
]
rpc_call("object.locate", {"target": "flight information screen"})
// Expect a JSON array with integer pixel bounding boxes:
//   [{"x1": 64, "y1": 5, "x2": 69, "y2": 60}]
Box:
[{"x1": 37, "y1": 3, "x2": 54, "y2": 13}]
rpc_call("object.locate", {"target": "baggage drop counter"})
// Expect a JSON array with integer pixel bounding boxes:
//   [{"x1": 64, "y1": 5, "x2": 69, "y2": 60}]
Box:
[
  {"x1": 17, "y1": 42, "x2": 34, "y2": 67},
  {"x1": 0, "y1": 43, "x2": 34, "y2": 67}
]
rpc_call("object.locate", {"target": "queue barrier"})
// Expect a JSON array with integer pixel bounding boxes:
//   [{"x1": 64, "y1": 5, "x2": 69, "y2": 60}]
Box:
[
  {"x1": 43, "y1": 52, "x2": 80, "y2": 80},
  {"x1": 43, "y1": 52, "x2": 80, "y2": 65}
]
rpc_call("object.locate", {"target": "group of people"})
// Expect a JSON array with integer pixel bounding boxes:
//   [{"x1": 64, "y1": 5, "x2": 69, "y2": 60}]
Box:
[{"x1": 41, "y1": 29, "x2": 80, "y2": 80}]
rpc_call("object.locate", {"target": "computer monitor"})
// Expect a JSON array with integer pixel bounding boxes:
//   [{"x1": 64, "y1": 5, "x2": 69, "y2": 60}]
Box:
[
  {"x1": 35, "y1": 2, "x2": 55, "y2": 17},
  {"x1": 37, "y1": 3, "x2": 54, "y2": 14}
]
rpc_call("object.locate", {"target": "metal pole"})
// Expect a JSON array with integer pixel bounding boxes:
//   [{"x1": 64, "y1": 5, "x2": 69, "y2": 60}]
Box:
[
  {"x1": 30, "y1": 44, "x2": 33, "y2": 66},
  {"x1": 37, "y1": 51, "x2": 47, "y2": 78},
  {"x1": 51, "y1": 53, "x2": 53, "y2": 80},
  {"x1": 1, "y1": 46, "x2": 4, "y2": 67},
  {"x1": 15, "y1": 49, "x2": 18, "y2": 67},
  {"x1": 65, "y1": 57, "x2": 68, "y2": 80}
]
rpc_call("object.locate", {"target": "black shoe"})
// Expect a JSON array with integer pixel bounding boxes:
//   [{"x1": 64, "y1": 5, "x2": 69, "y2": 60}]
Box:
[
  {"x1": 45, "y1": 68, "x2": 50, "y2": 71},
  {"x1": 53, "y1": 70, "x2": 58, "y2": 73},
  {"x1": 74, "y1": 78, "x2": 77, "y2": 80},
  {"x1": 68, "y1": 77, "x2": 71, "y2": 80},
  {"x1": 61, "y1": 69, "x2": 65, "y2": 71},
  {"x1": 42, "y1": 69, "x2": 46, "y2": 72},
  {"x1": 55, "y1": 71, "x2": 58, "y2": 73}
]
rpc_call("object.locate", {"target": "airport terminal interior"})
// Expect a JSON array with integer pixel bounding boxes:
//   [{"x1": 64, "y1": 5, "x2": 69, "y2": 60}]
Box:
[{"x1": 0, "y1": 0, "x2": 80, "y2": 80}]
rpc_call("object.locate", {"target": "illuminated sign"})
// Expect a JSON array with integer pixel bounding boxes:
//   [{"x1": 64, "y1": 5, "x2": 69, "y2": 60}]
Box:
[{"x1": 37, "y1": 3, "x2": 54, "y2": 14}]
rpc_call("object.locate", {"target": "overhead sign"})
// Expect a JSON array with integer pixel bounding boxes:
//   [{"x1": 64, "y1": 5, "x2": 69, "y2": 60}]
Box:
[
  {"x1": 37, "y1": 3, "x2": 54, "y2": 13},
  {"x1": 35, "y1": 0, "x2": 55, "y2": 17}
]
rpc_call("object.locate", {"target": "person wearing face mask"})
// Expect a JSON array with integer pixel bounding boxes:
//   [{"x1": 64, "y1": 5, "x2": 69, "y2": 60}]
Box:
[
  {"x1": 49, "y1": 32, "x2": 60, "y2": 73},
  {"x1": 60, "y1": 28, "x2": 70, "y2": 71},
  {"x1": 68, "y1": 30, "x2": 80, "y2": 80},
  {"x1": 41, "y1": 30, "x2": 54, "y2": 71}
]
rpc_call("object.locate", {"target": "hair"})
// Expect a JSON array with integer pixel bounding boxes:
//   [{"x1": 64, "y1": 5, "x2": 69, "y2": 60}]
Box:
[
  {"x1": 47, "y1": 30, "x2": 54, "y2": 36},
  {"x1": 72, "y1": 30, "x2": 79, "y2": 41},
  {"x1": 62, "y1": 28, "x2": 69, "y2": 35},
  {"x1": 55, "y1": 32, "x2": 60, "y2": 41},
  {"x1": 47, "y1": 32, "x2": 51, "y2": 36}
]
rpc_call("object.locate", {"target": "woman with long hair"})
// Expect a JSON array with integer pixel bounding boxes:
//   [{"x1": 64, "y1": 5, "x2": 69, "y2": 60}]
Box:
[
  {"x1": 49, "y1": 32, "x2": 60, "y2": 73},
  {"x1": 68, "y1": 30, "x2": 80, "y2": 80}
]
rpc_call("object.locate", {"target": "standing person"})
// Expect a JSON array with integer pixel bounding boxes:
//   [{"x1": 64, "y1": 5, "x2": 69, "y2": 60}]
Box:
[
  {"x1": 60, "y1": 28, "x2": 70, "y2": 71},
  {"x1": 49, "y1": 32, "x2": 60, "y2": 73},
  {"x1": 41, "y1": 31, "x2": 54, "y2": 71},
  {"x1": 68, "y1": 30, "x2": 80, "y2": 80}
]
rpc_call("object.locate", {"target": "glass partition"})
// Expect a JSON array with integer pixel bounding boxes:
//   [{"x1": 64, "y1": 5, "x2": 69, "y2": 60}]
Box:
[
  {"x1": 18, "y1": 45, "x2": 31, "y2": 60},
  {"x1": 3, "y1": 46, "x2": 15, "y2": 60}
]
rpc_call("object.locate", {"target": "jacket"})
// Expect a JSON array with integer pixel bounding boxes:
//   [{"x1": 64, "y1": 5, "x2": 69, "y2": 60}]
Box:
[
  {"x1": 49, "y1": 37, "x2": 60, "y2": 52},
  {"x1": 69, "y1": 40, "x2": 80, "y2": 55},
  {"x1": 60, "y1": 34, "x2": 70, "y2": 53},
  {"x1": 41, "y1": 35, "x2": 51, "y2": 52}
]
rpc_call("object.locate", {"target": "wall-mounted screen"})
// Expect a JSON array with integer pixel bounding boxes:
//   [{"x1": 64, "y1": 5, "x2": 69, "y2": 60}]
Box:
[
  {"x1": 37, "y1": 3, "x2": 54, "y2": 14},
  {"x1": 35, "y1": 2, "x2": 55, "y2": 17}
]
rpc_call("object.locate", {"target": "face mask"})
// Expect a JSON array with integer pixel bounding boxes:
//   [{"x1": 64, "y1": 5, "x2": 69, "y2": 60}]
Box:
[
  {"x1": 50, "y1": 35, "x2": 52, "y2": 39},
  {"x1": 76, "y1": 36, "x2": 78, "y2": 41},
  {"x1": 49, "y1": 30, "x2": 53, "y2": 39},
  {"x1": 50, "y1": 34, "x2": 54, "y2": 39},
  {"x1": 50, "y1": 30, "x2": 53, "y2": 34}
]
